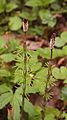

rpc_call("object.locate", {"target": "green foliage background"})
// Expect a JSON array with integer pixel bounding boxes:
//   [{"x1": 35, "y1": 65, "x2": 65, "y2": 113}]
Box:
[
  {"x1": 0, "y1": 0, "x2": 67, "y2": 35},
  {"x1": 0, "y1": 0, "x2": 67, "y2": 120}
]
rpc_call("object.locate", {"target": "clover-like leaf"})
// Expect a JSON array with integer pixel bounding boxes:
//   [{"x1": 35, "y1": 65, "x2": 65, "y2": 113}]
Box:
[
  {"x1": 55, "y1": 32, "x2": 67, "y2": 47},
  {"x1": 61, "y1": 31, "x2": 67, "y2": 43},
  {"x1": 52, "y1": 67, "x2": 67, "y2": 80},
  {"x1": 55, "y1": 37, "x2": 65, "y2": 47}
]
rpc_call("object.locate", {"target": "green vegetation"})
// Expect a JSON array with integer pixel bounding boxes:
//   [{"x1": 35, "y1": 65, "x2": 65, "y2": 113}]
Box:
[{"x1": 0, "y1": 0, "x2": 67, "y2": 120}]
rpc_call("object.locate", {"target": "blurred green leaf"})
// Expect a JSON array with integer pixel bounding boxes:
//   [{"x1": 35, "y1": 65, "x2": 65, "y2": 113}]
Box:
[
  {"x1": 61, "y1": 31, "x2": 67, "y2": 43},
  {"x1": 20, "y1": 10, "x2": 37, "y2": 21},
  {"x1": 43, "y1": 0, "x2": 56, "y2": 6},
  {"x1": 0, "y1": 92, "x2": 13, "y2": 109},
  {"x1": 0, "y1": 0, "x2": 6, "y2": 13},
  {"x1": 0, "y1": 69, "x2": 11, "y2": 77},
  {"x1": 62, "y1": 45, "x2": 67, "y2": 56},
  {"x1": 37, "y1": 48, "x2": 50, "y2": 59},
  {"x1": 55, "y1": 37, "x2": 65, "y2": 47},
  {"x1": 11, "y1": 95, "x2": 20, "y2": 120},
  {"x1": 55, "y1": 32, "x2": 67, "y2": 47},
  {"x1": 0, "y1": 37, "x2": 6, "y2": 49},
  {"x1": 0, "y1": 84, "x2": 12, "y2": 94},
  {"x1": 24, "y1": 98, "x2": 35, "y2": 116},
  {"x1": 52, "y1": 67, "x2": 67, "y2": 80},
  {"x1": 61, "y1": 86, "x2": 67, "y2": 101},
  {"x1": 39, "y1": 10, "x2": 56, "y2": 27},
  {"x1": 6, "y1": 2, "x2": 18, "y2": 12},
  {"x1": 8, "y1": 16, "x2": 22, "y2": 31},
  {"x1": 0, "y1": 53, "x2": 15, "y2": 62},
  {"x1": 25, "y1": 0, "x2": 42, "y2": 7}
]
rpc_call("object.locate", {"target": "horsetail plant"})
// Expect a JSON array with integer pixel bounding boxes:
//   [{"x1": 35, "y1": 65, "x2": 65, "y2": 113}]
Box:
[
  {"x1": 42, "y1": 33, "x2": 56, "y2": 120},
  {"x1": 22, "y1": 19, "x2": 28, "y2": 119}
]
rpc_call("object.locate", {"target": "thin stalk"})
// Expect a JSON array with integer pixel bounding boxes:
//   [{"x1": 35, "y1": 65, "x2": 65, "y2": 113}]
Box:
[
  {"x1": 42, "y1": 34, "x2": 55, "y2": 120},
  {"x1": 21, "y1": 19, "x2": 28, "y2": 120},
  {"x1": 21, "y1": 32, "x2": 27, "y2": 120},
  {"x1": 42, "y1": 49, "x2": 52, "y2": 120},
  {"x1": 22, "y1": 32, "x2": 27, "y2": 108}
]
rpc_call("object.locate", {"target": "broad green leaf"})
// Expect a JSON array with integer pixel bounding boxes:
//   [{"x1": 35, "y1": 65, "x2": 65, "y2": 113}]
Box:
[
  {"x1": 64, "y1": 79, "x2": 67, "y2": 83},
  {"x1": 60, "y1": 66, "x2": 67, "y2": 79},
  {"x1": 51, "y1": 3, "x2": 61, "y2": 11},
  {"x1": 0, "y1": 0, "x2": 6, "y2": 13},
  {"x1": 52, "y1": 67, "x2": 67, "y2": 80},
  {"x1": 11, "y1": 95, "x2": 20, "y2": 120},
  {"x1": 30, "y1": 106, "x2": 42, "y2": 120},
  {"x1": 0, "y1": 37, "x2": 6, "y2": 49},
  {"x1": 62, "y1": 46, "x2": 67, "y2": 56},
  {"x1": 52, "y1": 67, "x2": 60, "y2": 79},
  {"x1": 0, "y1": 53, "x2": 15, "y2": 62},
  {"x1": 6, "y1": 2, "x2": 18, "y2": 12},
  {"x1": 0, "y1": 92, "x2": 13, "y2": 109},
  {"x1": 29, "y1": 61, "x2": 42, "y2": 72},
  {"x1": 0, "y1": 84, "x2": 11, "y2": 94},
  {"x1": 0, "y1": 69, "x2": 11, "y2": 77},
  {"x1": 20, "y1": 10, "x2": 37, "y2": 21},
  {"x1": 37, "y1": 48, "x2": 50, "y2": 59},
  {"x1": 28, "y1": 26, "x2": 44, "y2": 36},
  {"x1": 52, "y1": 49, "x2": 62, "y2": 58},
  {"x1": 25, "y1": 0, "x2": 55, "y2": 7},
  {"x1": 26, "y1": 85, "x2": 39, "y2": 94},
  {"x1": 61, "y1": 31, "x2": 67, "y2": 43},
  {"x1": 61, "y1": 86, "x2": 67, "y2": 101},
  {"x1": 55, "y1": 37, "x2": 65, "y2": 47},
  {"x1": 25, "y1": 0, "x2": 42, "y2": 7},
  {"x1": 55, "y1": 32, "x2": 67, "y2": 47},
  {"x1": 65, "y1": 113, "x2": 67, "y2": 120},
  {"x1": 45, "y1": 107, "x2": 60, "y2": 120},
  {"x1": 24, "y1": 98, "x2": 35, "y2": 116},
  {"x1": 8, "y1": 16, "x2": 22, "y2": 31},
  {"x1": 43, "y1": 0, "x2": 56, "y2": 6},
  {"x1": 39, "y1": 10, "x2": 56, "y2": 27},
  {"x1": 45, "y1": 114, "x2": 56, "y2": 120},
  {"x1": 14, "y1": 86, "x2": 22, "y2": 106}
]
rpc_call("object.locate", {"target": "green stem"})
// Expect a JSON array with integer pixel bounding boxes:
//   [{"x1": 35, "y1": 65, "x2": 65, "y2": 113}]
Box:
[
  {"x1": 21, "y1": 32, "x2": 27, "y2": 119},
  {"x1": 42, "y1": 48, "x2": 53, "y2": 120}
]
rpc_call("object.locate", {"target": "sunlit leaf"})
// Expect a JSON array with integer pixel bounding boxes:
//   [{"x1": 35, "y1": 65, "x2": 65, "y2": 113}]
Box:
[{"x1": 52, "y1": 67, "x2": 67, "y2": 80}]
